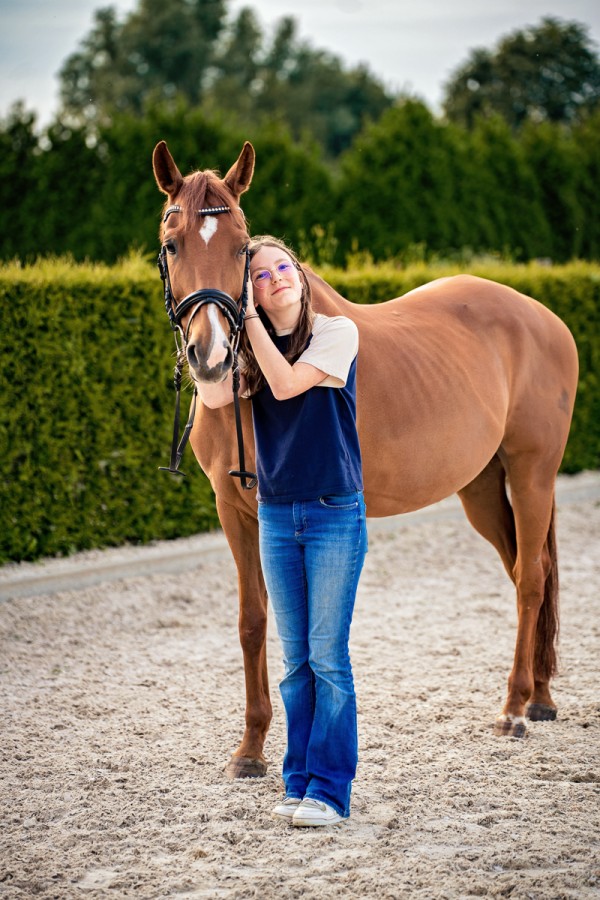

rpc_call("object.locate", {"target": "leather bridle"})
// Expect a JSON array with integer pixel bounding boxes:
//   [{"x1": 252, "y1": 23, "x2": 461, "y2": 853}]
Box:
[{"x1": 157, "y1": 204, "x2": 257, "y2": 489}]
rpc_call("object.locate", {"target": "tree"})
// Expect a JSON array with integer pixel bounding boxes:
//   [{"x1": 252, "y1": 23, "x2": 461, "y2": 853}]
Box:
[
  {"x1": 571, "y1": 111, "x2": 600, "y2": 259},
  {"x1": 233, "y1": 16, "x2": 392, "y2": 157},
  {"x1": 333, "y1": 98, "x2": 559, "y2": 263},
  {"x1": 442, "y1": 17, "x2": 600, "y2": 129},
  {"x1": 59, "y1": 0, "x2": 227, "y2": 126},
  {"x1": 58, "y1": 0, "x2": 392, "y2": 157},
  {"x1": 0, "y1": 99, "x2": 339, "y2": 264},
  {"x1": 335, "y1": 100, "x2": 467, "y2": 260},
  {"x1": 465, "y1": 115, "x2": 551, "y2": 258},
  {"x1": 521, "y1": 121, "x2": 584, "y2": 261},
  {"x1": 0, "y1": 103, "x2": 39, "y2": 259},
  {"x1": 0, "y1": 101, "x2": 44, "y2": 259},
  {"x1": 201, "y1": 7, "x2": 263, "y2": 124}
]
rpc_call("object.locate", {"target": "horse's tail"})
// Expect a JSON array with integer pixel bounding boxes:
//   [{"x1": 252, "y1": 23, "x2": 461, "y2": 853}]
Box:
[{"x1": 534, "y1": 498, "x2": 560, "y2": 680}]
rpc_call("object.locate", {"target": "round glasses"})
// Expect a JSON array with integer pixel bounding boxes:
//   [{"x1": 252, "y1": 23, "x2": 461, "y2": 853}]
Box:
[{"x1": 251, "y1": 262, "x2": 295, "y2": 288}]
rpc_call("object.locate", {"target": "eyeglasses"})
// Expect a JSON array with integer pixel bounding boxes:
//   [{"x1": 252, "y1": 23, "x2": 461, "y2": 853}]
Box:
[{"x1": 251, "y1": 262, "x2": 295, "y2": 288}]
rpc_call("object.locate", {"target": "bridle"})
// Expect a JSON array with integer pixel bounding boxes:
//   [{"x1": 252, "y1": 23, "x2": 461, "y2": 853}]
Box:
[{"x1": 157, "y1": 203, "x2": 257, "y2": 489}]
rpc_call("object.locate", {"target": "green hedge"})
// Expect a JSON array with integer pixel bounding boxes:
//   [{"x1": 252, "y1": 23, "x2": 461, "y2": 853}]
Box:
[
  {"x1": 0, "y1": 257, "x2": 219, "y2": 564},
  {"x1": 1, "y1": 258, "x2": 598, "y2": 564}
]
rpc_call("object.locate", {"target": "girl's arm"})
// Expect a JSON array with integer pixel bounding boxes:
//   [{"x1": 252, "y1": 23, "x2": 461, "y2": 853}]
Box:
[
  {"x1": 196, "y1": 319, "x2": 324, "y2": 406},
  {"x1": 244, "y1": 316, "x2": 326, "y2": 401}
]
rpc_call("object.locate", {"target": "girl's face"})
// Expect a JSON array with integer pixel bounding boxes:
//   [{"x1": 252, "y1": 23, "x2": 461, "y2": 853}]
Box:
[{"x1": 250, "y1": 246, "x2": 303, "y2": 320}]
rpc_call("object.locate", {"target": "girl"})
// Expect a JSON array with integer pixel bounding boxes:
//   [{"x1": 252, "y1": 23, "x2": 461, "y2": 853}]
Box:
[{"x1": 198, "y1": 236, "x2": 367, "y2": 826}]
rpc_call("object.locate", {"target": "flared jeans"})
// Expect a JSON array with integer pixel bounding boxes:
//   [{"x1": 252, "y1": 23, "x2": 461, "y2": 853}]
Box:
[{"x1": 258, "y1": 492, "x2": 367, "y2": 818}]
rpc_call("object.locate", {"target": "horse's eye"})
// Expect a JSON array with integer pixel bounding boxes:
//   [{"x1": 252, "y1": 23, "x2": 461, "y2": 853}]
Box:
[{"x1": 164, "y1": 241, "x2": 177, "y2": 255}]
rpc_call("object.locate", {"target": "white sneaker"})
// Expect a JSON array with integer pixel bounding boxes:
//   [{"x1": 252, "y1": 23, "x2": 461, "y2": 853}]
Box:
[
  {"x1": 272, "y1": 796, "x2": 302, "y2": 819},
  {"x1": 292, "y1": 797, "x2": 343, "y2": 827}
]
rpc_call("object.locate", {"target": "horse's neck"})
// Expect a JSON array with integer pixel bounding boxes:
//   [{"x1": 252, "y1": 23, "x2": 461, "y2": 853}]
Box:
[{"x1": 307, "y1": 270, "x2": 353, "y2": 316}]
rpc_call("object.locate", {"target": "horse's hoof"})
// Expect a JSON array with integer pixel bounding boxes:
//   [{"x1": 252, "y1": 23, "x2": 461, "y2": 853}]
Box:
[
  {"x1": 526, "y1": 703, "x2": 557, "y2": 722},
  {"x1": 493, "y1": 714, "x2": 528, "y2": 739},
  {"x1": 224, "y1": 755, "x2": 268, "y2": 779}
]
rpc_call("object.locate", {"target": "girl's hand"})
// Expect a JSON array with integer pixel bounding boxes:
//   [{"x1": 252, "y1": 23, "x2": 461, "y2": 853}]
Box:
[{"x1": 245, "y1": 279, "x2": 257, "y2": 316}]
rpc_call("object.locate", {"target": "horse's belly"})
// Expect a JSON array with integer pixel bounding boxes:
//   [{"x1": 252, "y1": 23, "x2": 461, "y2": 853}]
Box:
[{"x1": 359, "y1": 394, "x2": 505, "y2": 516}]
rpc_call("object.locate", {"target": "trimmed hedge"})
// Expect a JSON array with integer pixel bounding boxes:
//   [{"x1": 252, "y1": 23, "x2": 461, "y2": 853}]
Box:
[
  {"x1": 0, "y1": 257, "x2": 218, "y2": 564},
  {"x1": 1, "y1": 258, "x2": 598, "y2": 564}
]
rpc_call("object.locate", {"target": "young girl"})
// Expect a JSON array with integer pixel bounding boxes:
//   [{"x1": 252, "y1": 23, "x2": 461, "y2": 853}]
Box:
[{"x1": 198, "y1": 236, "x2": 367, "y2": 827}]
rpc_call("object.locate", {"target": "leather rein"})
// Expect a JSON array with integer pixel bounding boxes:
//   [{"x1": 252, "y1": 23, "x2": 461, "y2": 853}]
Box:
[{"x1": 157, "y1": 203, "x2": 257, "y2": 489}]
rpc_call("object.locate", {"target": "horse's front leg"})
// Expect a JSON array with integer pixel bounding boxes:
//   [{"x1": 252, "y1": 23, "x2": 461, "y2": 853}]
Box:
[{"x1": 217, "y1": 498, "x2": 272, "y2": 777}]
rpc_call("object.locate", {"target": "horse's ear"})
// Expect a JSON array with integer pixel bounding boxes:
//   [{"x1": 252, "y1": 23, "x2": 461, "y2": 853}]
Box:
[
  {"x1": 223, "y1": 142, "x2": 255, "y2": 199},
  {"x1": 153, "y1": 141, "x2": 184, "y2": 197}
]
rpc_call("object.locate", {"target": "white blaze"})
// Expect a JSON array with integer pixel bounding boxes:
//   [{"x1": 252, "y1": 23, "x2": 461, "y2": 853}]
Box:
[
  {"x1": 199, "y1": 216, "x2": 218, "y2": 245},
  {"x1": 206, "y1": 304, "x2": 230, "y2": 369}
]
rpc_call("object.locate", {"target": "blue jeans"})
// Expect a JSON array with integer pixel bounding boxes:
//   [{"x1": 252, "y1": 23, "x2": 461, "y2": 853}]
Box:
[{"x1": 258, "y1": 492, "x2": 367, "y2": 818}]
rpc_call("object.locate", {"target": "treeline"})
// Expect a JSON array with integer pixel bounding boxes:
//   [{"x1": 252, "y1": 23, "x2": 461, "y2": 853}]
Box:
[
  {"x1": 58, "y1": 1, "x2": 393, "y2": 159},
  {"x1": 2, "y1": 97, "x2": 599, "y2": 266},
  {"x1": 3, "y1": 11, "x2": 600, "y2": 265}
]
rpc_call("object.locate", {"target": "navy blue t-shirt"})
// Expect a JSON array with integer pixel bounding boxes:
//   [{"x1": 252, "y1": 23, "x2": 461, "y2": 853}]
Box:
[{"x1": 251, "y1": 320, "x2": 363, "y2": 502}]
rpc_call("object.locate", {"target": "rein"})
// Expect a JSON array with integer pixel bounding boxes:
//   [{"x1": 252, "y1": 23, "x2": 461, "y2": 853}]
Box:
[{"x1": 157, "y1": 204, "x2": 257, "y2": 489}]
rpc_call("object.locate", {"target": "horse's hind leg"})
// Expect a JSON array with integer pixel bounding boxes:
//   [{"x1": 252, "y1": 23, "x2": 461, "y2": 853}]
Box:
[
  {"x1": 523, "y1": 499, "x2": 559, "y2": 723},
  {"x1": 494, "y1": 459, "x2": 559, "y2": 737},
  {"x1": 458, "y1": 455, "x2": 559, "y2": 737}
]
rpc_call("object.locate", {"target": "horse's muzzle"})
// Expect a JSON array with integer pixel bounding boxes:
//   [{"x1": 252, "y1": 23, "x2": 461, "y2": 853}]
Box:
[{"x1": 187, "y1": 341, "x2": 233, "y2": 383}]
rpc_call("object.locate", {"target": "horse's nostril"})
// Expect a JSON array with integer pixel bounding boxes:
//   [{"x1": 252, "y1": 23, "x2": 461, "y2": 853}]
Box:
[{"x1": 187, "y1": 343, "x2": 199, "y2": 369}]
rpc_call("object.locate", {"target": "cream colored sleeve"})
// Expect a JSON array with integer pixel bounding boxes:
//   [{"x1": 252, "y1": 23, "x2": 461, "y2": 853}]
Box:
[{"x1": 296, "y1": 315, "x2": 359, "y2": 388}]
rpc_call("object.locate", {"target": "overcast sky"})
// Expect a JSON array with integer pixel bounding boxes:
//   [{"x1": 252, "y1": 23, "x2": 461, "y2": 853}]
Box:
[{"x1": 1, "y1": 0, "x2": 599, "y2": 126}]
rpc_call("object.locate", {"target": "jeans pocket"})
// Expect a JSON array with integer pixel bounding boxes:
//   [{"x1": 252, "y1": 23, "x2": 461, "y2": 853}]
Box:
[{"x1": 319, "y1": 493, "x2": 359, "y2": 510}]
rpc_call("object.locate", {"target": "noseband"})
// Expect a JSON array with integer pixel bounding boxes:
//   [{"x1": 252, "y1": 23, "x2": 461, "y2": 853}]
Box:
[{"x1": 157, "y1": 204, "x2": 257, "y2": 489}]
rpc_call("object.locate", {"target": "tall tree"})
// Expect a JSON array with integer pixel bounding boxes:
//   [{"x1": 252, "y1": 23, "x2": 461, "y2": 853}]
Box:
[
  {"x1": 227, "y1": 15, "x2": 392, "y2": 156},
  {"x1": 0, "y1": 103, "x2": 40, "y2": 259},
  {"x1": 466, "y1": 115, "x2": 551, "y2": 258},
  {"x1": 58, "y1": 0, "x2": 392, "y2": 157},
  {"x1": 59, "y1": 0, "x2": 227, "y2": 126},
  {"x1": 335, "y1": 100, "x2": 466, "y2": 260},
  {"x1": 521, "y1": 120, "x2": 584, "y2": 261},
  {"x1": 572, "y1": 111, "x2": 600, "y2": 260},
  {"x1": 442, "y1": 18, "x2": 600, "y2": 129}
]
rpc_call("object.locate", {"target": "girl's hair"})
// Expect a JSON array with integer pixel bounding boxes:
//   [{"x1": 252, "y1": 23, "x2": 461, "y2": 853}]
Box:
[{"x1": 240, "y1": 235, "x2": 314, "y2": 396}]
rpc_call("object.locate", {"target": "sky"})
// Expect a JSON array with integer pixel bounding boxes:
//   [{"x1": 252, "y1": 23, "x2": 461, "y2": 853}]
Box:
[{"x1": 1, "y1": 0, "x2": 599, "y2": 126}]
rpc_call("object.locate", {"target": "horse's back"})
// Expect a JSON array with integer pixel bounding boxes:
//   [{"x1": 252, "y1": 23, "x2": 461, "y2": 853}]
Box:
[{"x1": 319, "y1": 273, "x2": 572, "y2": 349}]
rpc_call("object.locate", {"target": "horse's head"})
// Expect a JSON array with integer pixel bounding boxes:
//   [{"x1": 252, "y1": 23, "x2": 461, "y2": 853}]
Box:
[{"x1": 153, "y1": 140, "x2": 255, "y2": 383}]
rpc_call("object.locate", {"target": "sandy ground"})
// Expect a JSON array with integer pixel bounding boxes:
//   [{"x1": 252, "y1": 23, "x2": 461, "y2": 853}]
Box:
[{"x1": 1, "y1": 474, "x2": 599, "y2": 899}]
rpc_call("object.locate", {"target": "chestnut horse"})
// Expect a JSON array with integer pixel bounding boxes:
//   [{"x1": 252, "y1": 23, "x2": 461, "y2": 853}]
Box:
[{"x1": 152, "y1": 140, "x2": 578, "y2": 777}]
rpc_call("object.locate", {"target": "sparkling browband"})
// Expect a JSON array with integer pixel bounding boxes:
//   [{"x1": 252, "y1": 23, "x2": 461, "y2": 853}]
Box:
[
  {"x1": 198, "y1": 206, "x2": 231, "y2": 215},
  {"x1": 163, "y1": 204, "x2": 231, "y2": 223}
]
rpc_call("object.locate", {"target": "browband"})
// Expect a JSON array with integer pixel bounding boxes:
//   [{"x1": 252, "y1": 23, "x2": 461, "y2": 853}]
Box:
[{"x1": 163, "y1": 204, "x2": 232, "y2": 223}]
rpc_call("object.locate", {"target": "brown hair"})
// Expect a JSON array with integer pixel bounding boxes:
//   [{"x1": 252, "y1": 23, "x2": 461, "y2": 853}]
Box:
[{"x1": 240, "y1": 236, "x2": 315, "y2": 396}]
